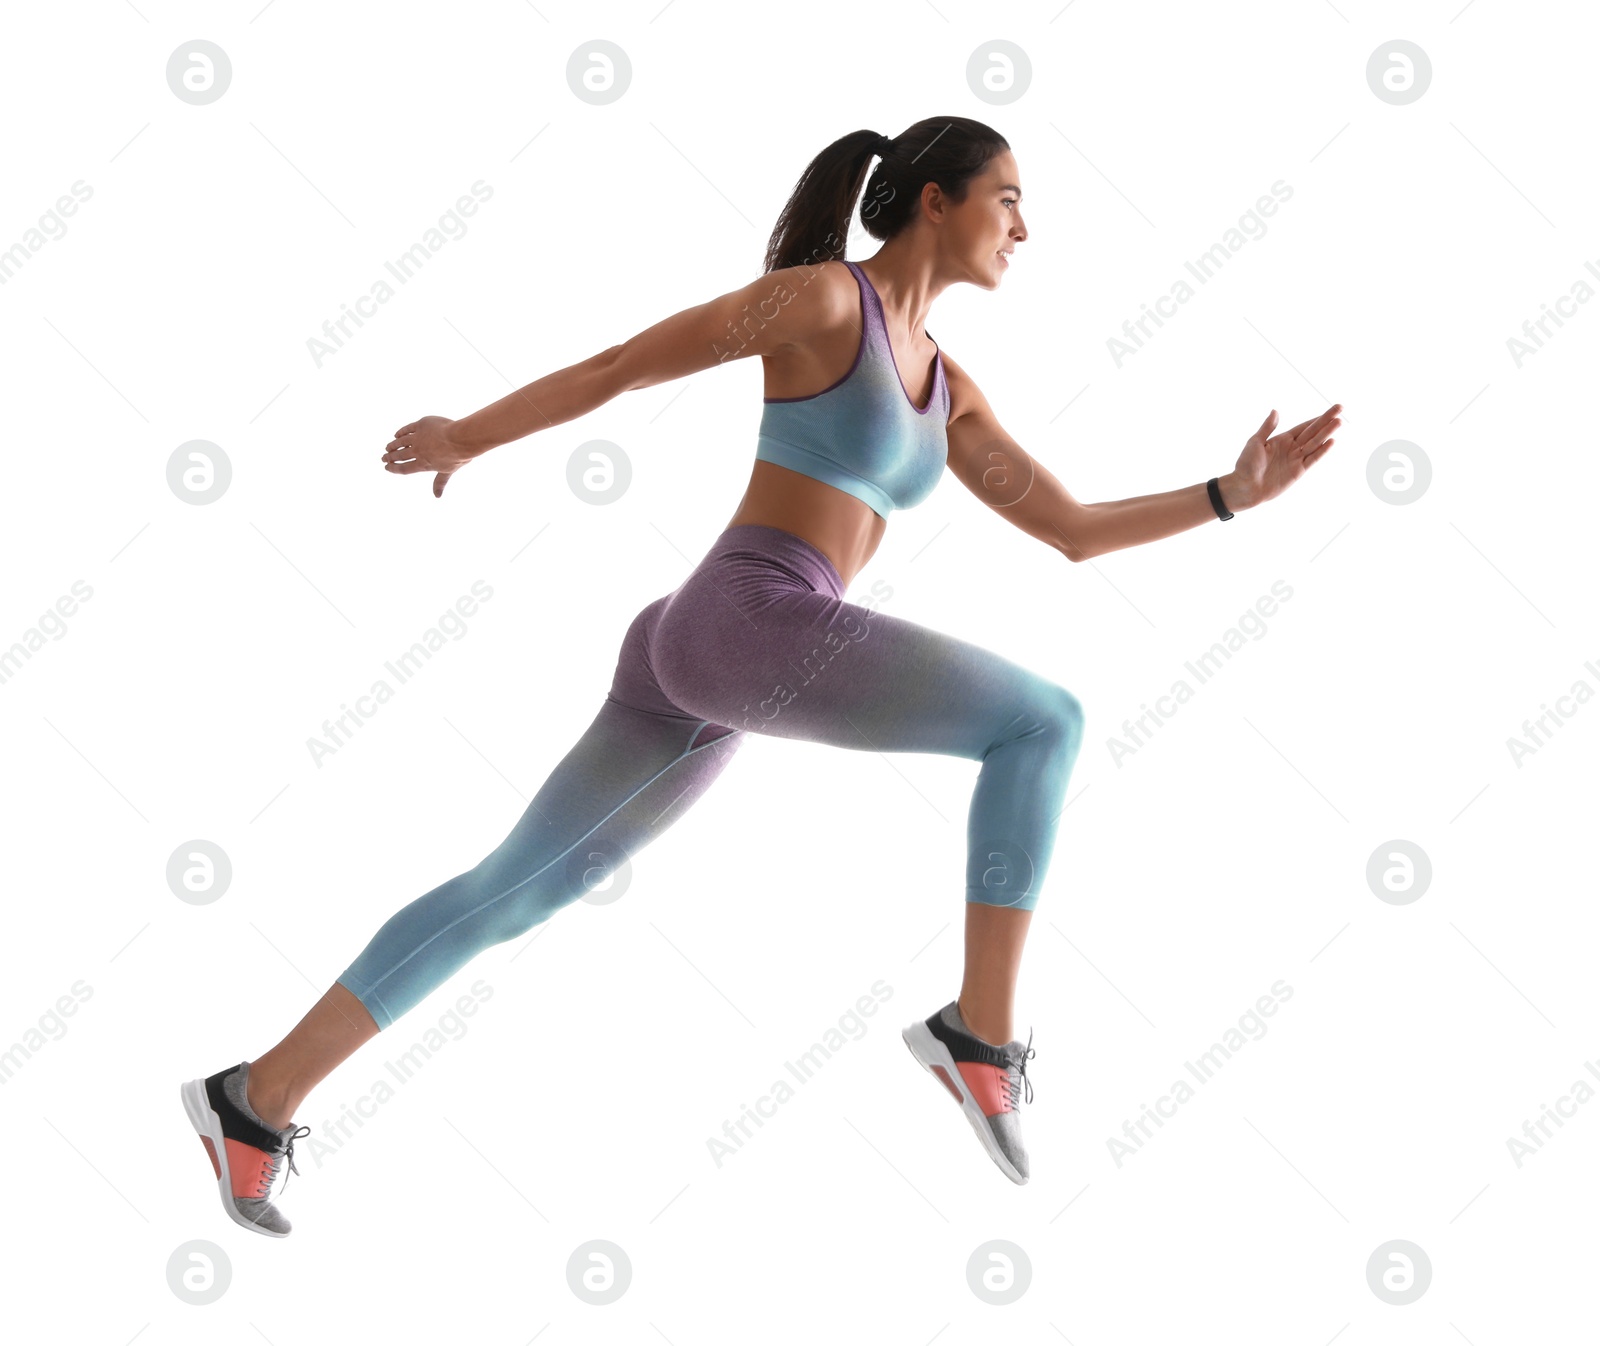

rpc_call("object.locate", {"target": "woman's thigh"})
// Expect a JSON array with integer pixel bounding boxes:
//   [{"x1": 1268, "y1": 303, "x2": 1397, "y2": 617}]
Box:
[{"x1": 650, "y1": 553, "x2": 1080, "y2": 761}]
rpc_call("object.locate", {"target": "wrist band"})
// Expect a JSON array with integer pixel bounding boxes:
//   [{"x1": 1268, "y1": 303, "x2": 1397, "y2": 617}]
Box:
[{"x1": 1206, "y1": 477, "x2": 1234, "y2": 521}]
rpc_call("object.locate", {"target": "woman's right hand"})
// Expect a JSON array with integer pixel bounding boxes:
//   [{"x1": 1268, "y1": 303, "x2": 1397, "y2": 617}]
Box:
[{"x1": 382, "y1": 416, "x2": 473, "y2": 498}]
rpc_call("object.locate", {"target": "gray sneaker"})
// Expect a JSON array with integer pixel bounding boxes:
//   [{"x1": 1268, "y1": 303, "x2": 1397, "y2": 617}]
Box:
[
  {"x1": 180, "y1": 1061, "x2": 310, "y2": 1237},
  {"x1": 902, "y1": 1000, "x2": 1036, "y2": 1183}
]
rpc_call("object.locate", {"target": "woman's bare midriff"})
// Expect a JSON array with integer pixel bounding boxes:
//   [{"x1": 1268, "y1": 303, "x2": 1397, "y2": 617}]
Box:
[
  {"x1": 724, "y1": 462, "x2": 887, "y2": 590},
  {"x1": 724, "y1": 261, "x2": 941, "y2": 591}
]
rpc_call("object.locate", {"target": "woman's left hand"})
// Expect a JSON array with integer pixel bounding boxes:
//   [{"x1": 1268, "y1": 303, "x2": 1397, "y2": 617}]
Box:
[{"x1": 1226, "y1": 403, "x2": 1341, "y2": 510}]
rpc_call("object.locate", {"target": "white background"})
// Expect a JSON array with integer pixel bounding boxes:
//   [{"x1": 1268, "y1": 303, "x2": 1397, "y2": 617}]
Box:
[{"x1": 2, "y1": 0, "x2": 1595, "y2": 1341}]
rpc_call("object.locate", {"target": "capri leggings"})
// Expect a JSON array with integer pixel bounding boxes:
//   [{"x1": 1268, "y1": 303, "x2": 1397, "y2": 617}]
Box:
[{"x1": 337, "y1": 522, "x2": 1085, "y2": 1030}]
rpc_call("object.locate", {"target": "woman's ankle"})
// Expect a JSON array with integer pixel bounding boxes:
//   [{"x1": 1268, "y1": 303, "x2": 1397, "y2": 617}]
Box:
[
  {"x1": 956, "y1": 996, "x2": 1011, "y2": 1047},
  {"x1": 244, "y1": 1063, "x2": 298, "y2": 1130}
]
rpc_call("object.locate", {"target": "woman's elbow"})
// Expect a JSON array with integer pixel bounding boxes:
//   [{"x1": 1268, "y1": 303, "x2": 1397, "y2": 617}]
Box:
[{"x1": 1053, "y1": 512, "x2": 1097, "y2": 563}]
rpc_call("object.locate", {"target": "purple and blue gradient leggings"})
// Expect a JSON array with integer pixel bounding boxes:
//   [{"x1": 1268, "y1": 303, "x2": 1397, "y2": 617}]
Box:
[{"x1": 337, "y1": 523, "x2": 1084, "y2": 1030}]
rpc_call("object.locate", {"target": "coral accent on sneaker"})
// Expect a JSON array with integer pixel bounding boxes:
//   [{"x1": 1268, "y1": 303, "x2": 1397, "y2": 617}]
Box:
[
  {"x1": 957, "y1": 1060, "x2": 1012, "y2": 1116},
  {"x1": 224, "y1": 1137, "x2": 280, "y2": 1199},
  {"x1": 930, "y1": 1064, "x2": 964, "y2": 1103},
  {"x1": 199, "y1": 1135, "x2": 222, "y2": 1180}
]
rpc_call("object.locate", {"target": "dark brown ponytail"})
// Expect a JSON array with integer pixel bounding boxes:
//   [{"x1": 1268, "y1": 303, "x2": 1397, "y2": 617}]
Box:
[{"x1": 761, "y1": 117, "x2": 1010, "y2": 274}]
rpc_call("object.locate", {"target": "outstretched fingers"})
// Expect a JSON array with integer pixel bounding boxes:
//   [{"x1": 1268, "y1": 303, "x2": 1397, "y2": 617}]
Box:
[
  {"x1": 1295, "y1": 404, "x2": 1341, "y2": 446},
  {"x1": 1302, "y1": 438, "x2": 1335, "y2": 468},
  {"x1": 383, "y1": 428, "x2": 420, "y2": 472}
]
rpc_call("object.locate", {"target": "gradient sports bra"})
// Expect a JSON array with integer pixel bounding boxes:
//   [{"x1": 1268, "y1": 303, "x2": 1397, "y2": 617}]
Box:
[{"x1": 754, "y1": 260, "x2": 950, "y2": 519}]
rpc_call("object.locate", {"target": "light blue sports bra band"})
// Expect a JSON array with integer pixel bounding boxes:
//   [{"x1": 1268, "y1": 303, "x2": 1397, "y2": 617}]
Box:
[{"x1": 754, "y1": 259, "x2": 951, "y2": 519}]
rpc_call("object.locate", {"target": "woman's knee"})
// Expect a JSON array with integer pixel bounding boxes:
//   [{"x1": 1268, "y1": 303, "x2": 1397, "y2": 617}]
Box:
[
  {"x1": 456, "y1": 851, "x2": 582, "y2": 945},
  {"x1": 1042, "y1": 682, "x2": 1087, "y2": 763},
  {"x1": 992, "y1": 679, "x2": 1085, "y2": 764}
]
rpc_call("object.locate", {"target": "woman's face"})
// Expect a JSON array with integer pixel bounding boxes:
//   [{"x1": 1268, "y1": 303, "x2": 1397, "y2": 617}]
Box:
[{"x1": 947, "y1": 150, "x2": 1028, "y2": 289}]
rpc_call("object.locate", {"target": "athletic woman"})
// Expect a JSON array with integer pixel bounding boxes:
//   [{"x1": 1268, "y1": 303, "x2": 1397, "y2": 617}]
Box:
[{"x1": 181, "y1": 116, "x2": 1340, "y2": 1234}]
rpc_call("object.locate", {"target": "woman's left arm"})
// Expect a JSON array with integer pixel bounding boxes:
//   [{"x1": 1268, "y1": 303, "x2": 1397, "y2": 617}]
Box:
[{"x1": 940, "y1": 351, "x2": 1341, "y2": 562}]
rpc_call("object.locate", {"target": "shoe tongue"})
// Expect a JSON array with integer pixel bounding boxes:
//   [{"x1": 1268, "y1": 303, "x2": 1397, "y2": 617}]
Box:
[{"x1": 990, "y1": 1039, "x2": 1023, "y2": 1067}]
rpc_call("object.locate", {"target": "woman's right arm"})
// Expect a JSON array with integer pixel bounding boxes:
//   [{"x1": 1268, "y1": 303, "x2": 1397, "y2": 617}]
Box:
[{"x1": 444, "y1": 262, "x2": 844, "y2": 458}]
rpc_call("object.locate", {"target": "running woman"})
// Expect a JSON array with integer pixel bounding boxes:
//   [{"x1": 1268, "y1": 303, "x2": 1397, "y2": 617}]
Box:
[{"x1": 181, "y1": 116, "x2": 1340, "y2": 1234}]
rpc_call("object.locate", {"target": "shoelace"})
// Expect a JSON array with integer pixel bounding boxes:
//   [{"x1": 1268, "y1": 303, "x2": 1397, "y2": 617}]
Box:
[
  {"x1": 1004, "y1": 1029, "x2": 1036, "y2": 1110},
  {"x1": 257, "y1": 1125, "x2": 312, "y2": 1199}
]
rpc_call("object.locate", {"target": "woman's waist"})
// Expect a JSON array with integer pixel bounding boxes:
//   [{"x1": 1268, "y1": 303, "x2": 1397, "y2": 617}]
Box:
[
  {"x1": 724, "y1": 462, "x2": 886, "y2": 588},
  {"x1": 696, "y1": 522, "x2": 846, "y2": 599}
]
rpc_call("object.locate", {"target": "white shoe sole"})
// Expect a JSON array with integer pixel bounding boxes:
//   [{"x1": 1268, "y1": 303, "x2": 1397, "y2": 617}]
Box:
[
  {"x1": 179, "y1": 1077, "x2": 291, "y2": 1238},
  {"x1": 901, "y1": 1019, "x2": 1027, "y2": 1185}
]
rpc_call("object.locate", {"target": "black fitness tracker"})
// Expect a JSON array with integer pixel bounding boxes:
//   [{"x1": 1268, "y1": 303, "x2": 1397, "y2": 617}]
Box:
[{"x1": 1206, "y1": 476, "x2": 1234, "y2": 521}]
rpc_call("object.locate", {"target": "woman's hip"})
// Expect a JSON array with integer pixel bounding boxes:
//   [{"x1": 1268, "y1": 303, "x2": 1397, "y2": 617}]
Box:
[{"x1": 606, "y1": 523, "x2": 840, "y2": 721}]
